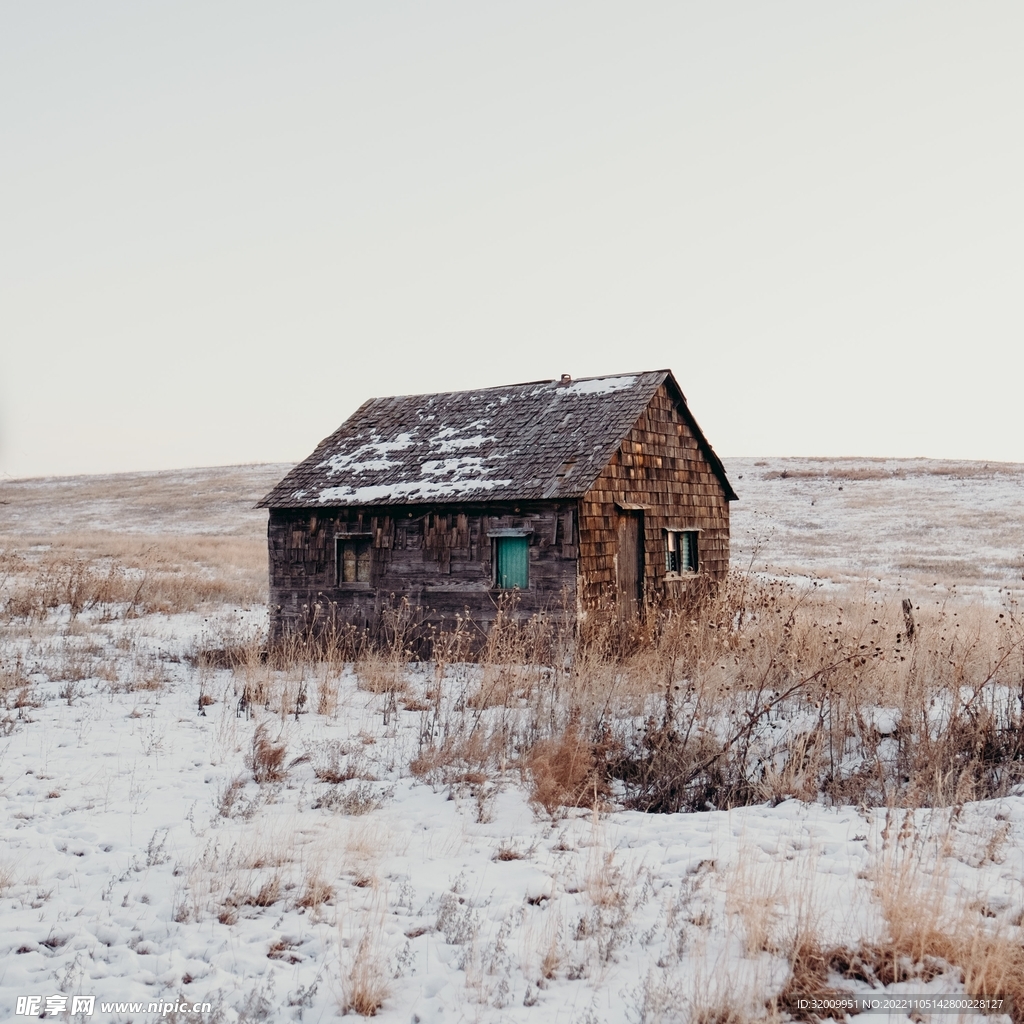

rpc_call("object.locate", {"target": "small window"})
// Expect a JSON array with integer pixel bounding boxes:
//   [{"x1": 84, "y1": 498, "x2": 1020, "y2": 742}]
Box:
[
  {"x1": 665, "y1": 530, "x2": 698, "y2": 575},
  {"x1": 337, "y1": 537, "x2": 372, "y2": 584},
  {"x1": 495, "y1": 536, "x2": 529, "y2": 589}
]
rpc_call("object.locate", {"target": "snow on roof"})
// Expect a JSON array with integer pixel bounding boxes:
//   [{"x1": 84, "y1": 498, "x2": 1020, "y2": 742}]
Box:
[
  {"x1": 556, "y1": 375, "x2": 638, "y2": 396},
  {"x1": 258, "y1": 370, "x2": 732, "y2": 508}
]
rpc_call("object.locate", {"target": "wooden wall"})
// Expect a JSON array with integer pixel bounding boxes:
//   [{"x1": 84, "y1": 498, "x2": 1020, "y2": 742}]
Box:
[
  {"x1": 577, "y1": 382, "x2": 731, "y2": 613},
  {"x1": 268, "y1": 501, "x2": 578, "y2": 641}
]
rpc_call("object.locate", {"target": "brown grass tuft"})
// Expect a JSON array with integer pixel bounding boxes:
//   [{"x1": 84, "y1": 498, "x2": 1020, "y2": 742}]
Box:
[
  {"x1": 296, "y1": 869, "x2": 334, "y2": 912},
  {"x1": 525, "y1": 727, "x2": 611, "y2": 817},
  {"x1": 245, "y1": 723, "x2": 287, "y2": 784},
  {"x1": 246, "y1": 875, "x2": 282, "y2": 908},
  {"x1": 341, "y1": 920, "x2": 390, "y2": 1017}
]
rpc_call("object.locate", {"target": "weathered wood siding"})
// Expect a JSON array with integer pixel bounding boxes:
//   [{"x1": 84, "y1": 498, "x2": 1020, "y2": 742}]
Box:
[
  {"x1": 268, "y1": 501, "x2": 577, "y2": 640},
  {"x1": 577, "y1": 383, "x2": 730, "y2": 612}
]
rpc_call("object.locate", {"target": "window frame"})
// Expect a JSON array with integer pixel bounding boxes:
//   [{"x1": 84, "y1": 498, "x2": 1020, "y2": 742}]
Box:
[
  {"x1": 664, "y1": 528, "x2": 700, "y2": 577},
  {"x1": 335, "y1": 534, "x2": 374, "y2": 587}
]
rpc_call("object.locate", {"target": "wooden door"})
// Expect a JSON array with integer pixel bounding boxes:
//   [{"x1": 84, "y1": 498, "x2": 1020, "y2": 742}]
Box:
[
  {"x1": 616, "y1": 511, "x2": 644, "y2": 622},
  {"x1": 495, "y1": 536, "x2": 529, "y2": 590}
]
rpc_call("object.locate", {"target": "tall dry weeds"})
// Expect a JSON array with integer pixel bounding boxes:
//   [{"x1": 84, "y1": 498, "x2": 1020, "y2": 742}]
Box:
[
  {"x1": 0, "y1": 539, "x2": 264, "y2": 621},
  {"x1": 310, "y1": 572, "x2": 1024, "y2": 816},
  {"x1": 603, "y1": 579, "x2": 1024, "y2": 812},
  {"x1": 388, "y1": 574, "x2": 1024, "y2": 814}
]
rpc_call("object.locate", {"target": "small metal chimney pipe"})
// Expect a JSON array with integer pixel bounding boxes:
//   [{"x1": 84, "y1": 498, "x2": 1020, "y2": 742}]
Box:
[{"x1": 559, "y1": 373, "x2": 572, "y2": 385}]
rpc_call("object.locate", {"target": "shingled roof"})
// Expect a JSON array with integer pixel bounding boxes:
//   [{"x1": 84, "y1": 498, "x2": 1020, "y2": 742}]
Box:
[{"x1": 259, "y1": 370, "x2": 736, "y2": 509}]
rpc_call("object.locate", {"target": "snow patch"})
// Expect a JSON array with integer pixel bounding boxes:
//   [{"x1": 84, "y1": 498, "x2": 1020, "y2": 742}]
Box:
[
  {"x1": 557, "y1": 375, "x2": 638, "y2": 396},
  {"x1": 433, "y1": 434, "x2": 493, "y2": 453},
  {"x1": 320, "y1": 432, "x2": 417, "y2": 475},
  {"x1": 317, "y1": 477, "x2": 513, "y2": 503}
]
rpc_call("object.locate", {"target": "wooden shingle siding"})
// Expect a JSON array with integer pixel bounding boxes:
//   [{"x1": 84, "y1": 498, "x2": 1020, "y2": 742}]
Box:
[{"x1": 577, "y1": 382, "x2": 730, "y2": 612}]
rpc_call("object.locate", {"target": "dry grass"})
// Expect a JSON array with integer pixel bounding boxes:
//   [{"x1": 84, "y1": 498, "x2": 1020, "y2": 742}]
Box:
[
  {"x1": 525, "y1": 727, "x2": 610, "y2": 817},
  {"x1": 775, "y1": 921, "x2": 1024, "y2": 1021},
  {"x1": 873, "y1": 813, "x2": 1024, "y2": 1016},
  {"x1": 762, "y1": 459, "x2": 1024, "y2": 482},
  {"x1": 493, "y1": 840, "x2": 530, "y2": 862},
  {"x1": 311, "y1": 740, "x2": 372, "y2": 785},
  {"x1": 0, "y1": 463, "x2": 285, "y2": 536},
  {"x1": 314, "y1": 781, "x2": 394, "y2": 816},
  {"x1": 245, "y1": 723, "x2": 287, "y2": 784},
  {"x1": 0, "y1": 644, "x2": 32, "y2": 709},
  {"x1": 379, "y1": 573, "x2": 1024, "y2": 815},
  {"x1": 239, "y1": 567, "x2": 1024, "y2": 820},
  {"x1": 772, "y1": 812, "x2": 1024, "y2": 1022},
  {"x1": 296, "y1": 863, "x2": 334, "y2": 913},
  {"x1": 340, "y1": 912, "x2": 391, "y2": 1016},
  {"x1": 726, "y1": 855, "x2": 786, "y2": 958},
  {"x1": 244, "y1": 874, "x2": 282, "y2": 908},
  {"x1": 355, "y1": 649, "x2": 408, "y2": 696},
  {"x1": 0, "y1": 537, "x2": 265, "y2": 620},
  {"x1": 409, "y1": 729, "x2": 506, "y2": 787},
  {"x1": 599, "y1": 578, "x2": 1024, "y2": 813},
  {"x1": 172, "y1": 824, "x2": 309, "y2": 927},
  {"x1": 216, "y1": 775, "x2": 258, "y2": 819},
  {"x1": 14, "y1": 466, "x2": 1017, "y2": 819}
]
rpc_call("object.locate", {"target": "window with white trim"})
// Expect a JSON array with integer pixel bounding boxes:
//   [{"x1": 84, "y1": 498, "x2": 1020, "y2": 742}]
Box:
[{"x1": 665, "y1": 530, "x2": 698, "y2": 575}]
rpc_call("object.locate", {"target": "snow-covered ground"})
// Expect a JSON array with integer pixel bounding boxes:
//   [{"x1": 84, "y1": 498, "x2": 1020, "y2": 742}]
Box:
[
  {"x1": 4, "y1": 608, "x2": 1022, "y2": 1023},
  {"x1": 0, "y1": 465, "x2": 289, "y2": 538},
  {"x1": 725, "y1": 457, "x2": 1024, "y2": 600},
  {"x1": 1, "y1": 460, "x2": 1023, "y2": 1022}
]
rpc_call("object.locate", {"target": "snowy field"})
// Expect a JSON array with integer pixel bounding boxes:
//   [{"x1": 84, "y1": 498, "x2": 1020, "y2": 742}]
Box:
[
  {"x1": 726, "y1": 457, "x2": 1024, "y2": 600},
  {"x1": 1, "y1": 460, "x2": 1023, "y2": 1023}
]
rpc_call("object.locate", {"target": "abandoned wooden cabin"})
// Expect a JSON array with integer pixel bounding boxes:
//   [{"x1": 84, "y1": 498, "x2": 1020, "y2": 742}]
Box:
[{"x1": 258, "y1": 370, "x2": 736, "y2": 641}]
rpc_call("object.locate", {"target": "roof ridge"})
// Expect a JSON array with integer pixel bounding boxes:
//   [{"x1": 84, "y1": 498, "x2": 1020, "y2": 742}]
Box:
[{"x1": 357, "y1": 369, "x2": 664, "y2": 404}]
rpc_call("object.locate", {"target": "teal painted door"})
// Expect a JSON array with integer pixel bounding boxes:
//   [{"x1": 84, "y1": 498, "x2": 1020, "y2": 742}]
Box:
[{"x1": 496, "y1": 537, "x2": 529, "y2": 589}]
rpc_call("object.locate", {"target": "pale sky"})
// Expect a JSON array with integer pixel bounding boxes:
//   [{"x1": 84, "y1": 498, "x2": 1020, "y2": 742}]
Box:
[{"x1": 2, "y1": 2, "x2": 1023, "y2": 479}]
